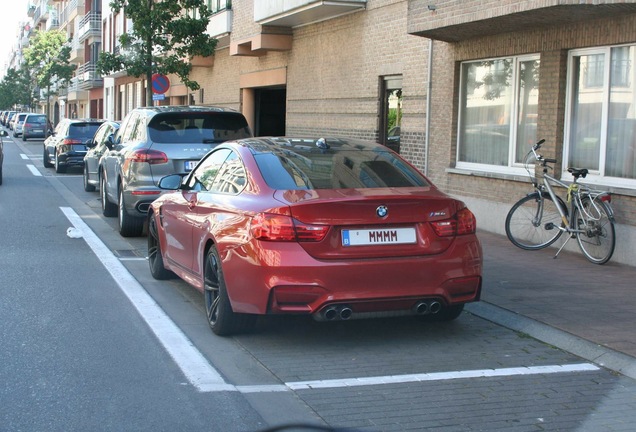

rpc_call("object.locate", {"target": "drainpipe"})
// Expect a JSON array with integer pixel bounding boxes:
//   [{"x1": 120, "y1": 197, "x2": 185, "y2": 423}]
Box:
[{"x1": 424, "y1": 38, "x2": 433, "y2": 176}]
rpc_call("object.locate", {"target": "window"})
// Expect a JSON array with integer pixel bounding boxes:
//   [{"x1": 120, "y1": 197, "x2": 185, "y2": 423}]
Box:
[
  {"x1": 565, "y1": 45, "x2": 636, "y2": 186},
  {"x1": 458, "y1": 56, "x2": 540, "y2": 172},
  {"x1": 379, "y1": 76, "x2": 402, "y2": 153}
]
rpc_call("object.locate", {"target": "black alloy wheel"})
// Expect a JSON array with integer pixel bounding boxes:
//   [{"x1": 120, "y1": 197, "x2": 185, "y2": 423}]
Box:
[{"x1": 147, "y1": 214, "x2": 173, "y2": 280}]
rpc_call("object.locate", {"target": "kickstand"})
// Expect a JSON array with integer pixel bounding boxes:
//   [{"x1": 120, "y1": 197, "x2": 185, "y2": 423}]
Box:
[{"x1": 554, "y1": 234, "x2": 573, "y2": 259}]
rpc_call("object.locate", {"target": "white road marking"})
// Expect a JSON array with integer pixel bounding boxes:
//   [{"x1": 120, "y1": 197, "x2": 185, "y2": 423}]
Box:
[
  {"x1": 27, "y1": 165, "x2": 41, "y2": 176},
  {"x1": 20, "y1": 154, "x2": 29, "y2": 160},
  {"x1": 60, "y1": 207, "x2": 234, "y2": 392},
  {"x1": 59, "y1": 207, "x2": 602, "y2": 394},
  {"x1": 285, "y1": 363, "x2": 600, "y2": 390}
]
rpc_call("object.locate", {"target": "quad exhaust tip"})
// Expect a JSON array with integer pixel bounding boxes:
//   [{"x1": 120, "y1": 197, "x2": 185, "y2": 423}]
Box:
[
  {"x1": 413, "y1": 300, "x2": 442, "y2": 315},
  {"x1": 323, "y1": 305, "x2": 353, "y2": 321}
]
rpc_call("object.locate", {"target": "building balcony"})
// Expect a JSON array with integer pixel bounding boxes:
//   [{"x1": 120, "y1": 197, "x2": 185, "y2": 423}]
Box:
[
  {"x1": 207, "y1": 8, "x2": 232, "y2": 48},
  {"x1": 76, "y1": 61, "x2": 103, "y2": 91},
  {"x1": 407, "y1": 0, "x2": 636, "y2": 42},
  {"x1": 67, "y1": 37, "x2": 84, "y2": 63},
  {"x1": 78, "y1": 12, "x2": 102, "y2": 43},
  {"x1": 45, "y1": 14, "x2": 59, "y2": 31},
  {"x1": 254, "y1": 0, "x2": 366, "y2": 27},
  {"x1": 59, "y1": 0, "x2": 84, "y2": 29},
  {"x1": 33, "y1": 2, "x2": 50, "y2": 26},
  {"x1": 27, "y1": 3, "x2": 36, "y2": 17},
  {"x1": 67, "y1": 77, "x2": 89, "y2": 102}
]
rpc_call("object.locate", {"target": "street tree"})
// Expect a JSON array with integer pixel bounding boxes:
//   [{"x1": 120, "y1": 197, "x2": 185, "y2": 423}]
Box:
[
  {"x1": 97, "y1": 0, "x2": 217, "y2": 106},
  {"x1": 0, "y1": 67, "x2": 33, "y2": 110},
  {"x1": 23, "y1": 29, "x2": 76, "y2": 119}
]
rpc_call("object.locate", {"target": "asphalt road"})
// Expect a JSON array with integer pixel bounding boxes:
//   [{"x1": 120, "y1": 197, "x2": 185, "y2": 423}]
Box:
[{"x1": 2, "y1": 130, "x2": 636, "y2": 431}]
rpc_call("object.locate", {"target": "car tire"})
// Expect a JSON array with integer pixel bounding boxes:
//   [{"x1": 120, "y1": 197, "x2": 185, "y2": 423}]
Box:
[
  {"x1": 54, "y1": 153, "x2": 66, "y2": 173},
  {"x1": 204, "y1": 246, "x2": 256, "y2": 336},
  {"x1": 22, "y1": 135, "x2": 27, "y2": 142},
  {"x1": 83, "y1": 165, "x2": 95, "y2": 192},
  {"x1": 0, "y1": 164, "x2": 3, "y2": 186},
  {"x1": 147, "y1": 213, "x2": 174, "y2": 280},
  {"x1": 118, "y1": 187, "x2": 144, "y2": 237},
  {"x1": 101, "y1": 173, "x2": 117, "y2": 217},
  {"x1": 42, "y1": 147, "x2": 52, "y2": 168}
]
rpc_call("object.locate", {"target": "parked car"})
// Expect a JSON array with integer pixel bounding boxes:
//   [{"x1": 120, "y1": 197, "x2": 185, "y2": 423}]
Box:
[
  {"x1": 43, "y1": 119, "x2": 105, "y2": 174},
  {"x1": 147, "y1": 136, "x2": 483, "y2": 336},
  {"x1": 0, "y1": 130, "x2": 7, "y2": 185},
  {"x1": 100, "y1": 106, "x2": 252, "y2": 237},
  {"x1": 6, "y1": 112, "x2": 17, "y2": 130},
  {"x1": 12, "y1": 113, "x2": 29, "y2": 138},
  {"x1": 83, "y1": 121, "x2": 120, "y2": 192},
  {"x1": 22, "y1": 113, "x2": 49, "y2": 141}
]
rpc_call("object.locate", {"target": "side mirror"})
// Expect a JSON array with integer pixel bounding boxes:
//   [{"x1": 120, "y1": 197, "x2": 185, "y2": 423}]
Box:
[
  {"x1": 158, "y1": 173, "x2": 186, "y2": 190},
  {"x1": 85, "y1": 139, "x2": 96, "y2": 148}
]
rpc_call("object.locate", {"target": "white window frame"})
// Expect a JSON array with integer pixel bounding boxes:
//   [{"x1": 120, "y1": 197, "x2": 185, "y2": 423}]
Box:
[
  {"x1": 563, "y1": 44, "x2": 636, "y2": 189},
  {"x1": 456, "y1": 54, "x2": 540, "y2": 176}
]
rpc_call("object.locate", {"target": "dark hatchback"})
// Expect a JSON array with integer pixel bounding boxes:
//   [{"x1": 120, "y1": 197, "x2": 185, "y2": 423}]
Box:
[{"x1": 43, "y1": 119, "x2": 105, "y2": 173}]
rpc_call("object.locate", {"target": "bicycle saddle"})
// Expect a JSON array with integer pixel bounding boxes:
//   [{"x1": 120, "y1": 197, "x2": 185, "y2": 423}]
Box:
[{"x1": 567, "y1": 167, "x2": 588, "y2": 178}]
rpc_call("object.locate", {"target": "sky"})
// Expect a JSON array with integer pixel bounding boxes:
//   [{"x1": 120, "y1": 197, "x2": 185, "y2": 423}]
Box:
[{"x1": 0, "y1": 0, "x2": 30, "y2": 77}]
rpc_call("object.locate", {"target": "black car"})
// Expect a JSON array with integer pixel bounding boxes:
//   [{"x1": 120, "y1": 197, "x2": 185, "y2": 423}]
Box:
[
  {"x1": 0, "y1": 129, "x2": 7, "y2": 185},
  {"x1": 83, "y1": 121, "x2": 120, "y2": 192},
  {"x1": 43, "y1": 119, "x2": 105, "y2": 173}
]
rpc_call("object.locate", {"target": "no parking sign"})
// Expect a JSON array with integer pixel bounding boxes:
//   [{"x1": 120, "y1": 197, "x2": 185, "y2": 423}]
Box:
[{"x1": 152, "y1": 74, "x2": 170, "y2": 94}]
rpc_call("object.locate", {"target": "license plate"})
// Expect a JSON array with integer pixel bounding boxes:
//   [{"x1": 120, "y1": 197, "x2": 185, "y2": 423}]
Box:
[
  {"x1": 33, "y1": 129, "x2": 43, "y2": 133},
  {"x1": 342, "y1": 227, "x2": 417, "y2": 246},
  {"x1": 184, "y1": 160, "x2": 198, "y2": 171}
]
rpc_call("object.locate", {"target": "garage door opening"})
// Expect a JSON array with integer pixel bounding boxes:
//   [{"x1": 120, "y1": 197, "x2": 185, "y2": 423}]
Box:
[{"x1": 255, "y1": 88, "x2": 286, "y2": 137}]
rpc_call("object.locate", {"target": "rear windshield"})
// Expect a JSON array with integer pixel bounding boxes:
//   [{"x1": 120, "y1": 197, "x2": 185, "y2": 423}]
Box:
[
  {"x1": 26, "y1": 116, "x2": 47, "y2": 124},
  {"x1": 254, "y1": 147, "x2": 430, "y2": 190},
  {"x1": 148, "y1": 112, "x2": 251, "y2": 144},
  {"x1": 68, "y1": 123, "x2": 103, "y2": 139}
]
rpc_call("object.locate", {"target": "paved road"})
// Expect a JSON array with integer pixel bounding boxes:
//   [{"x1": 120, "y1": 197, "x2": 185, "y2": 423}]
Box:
[{"x1": 3, "y1": 131, "x2": 636, "y2": 431}]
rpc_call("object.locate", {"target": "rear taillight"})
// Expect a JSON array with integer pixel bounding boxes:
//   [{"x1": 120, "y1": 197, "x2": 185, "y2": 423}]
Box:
[
  {"x1": 63, "y1": 138, "x2": 83, "y2": 145},
  {"x1": 127, "y1": 149, "x2": 169, "y2": 165},
  {"x1": 430, "y1": 207, "x2": 476, "y2": 237},
  {"x1": 250, "y1": 213, "x2": 329, "y2": 242},
  {"x1": 600, "y1": 193, "x2": 612, "y2": 203}
]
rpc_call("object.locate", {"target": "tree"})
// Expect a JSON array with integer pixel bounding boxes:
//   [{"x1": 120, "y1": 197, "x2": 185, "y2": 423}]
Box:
[
  {"x1": 23, "y1": 29, "x2": 76, "y2": 118},
  {"x1": 0, "y1": 67, "x2": 33, "y2": 110},
  {"x1": 97, "y1": 0, "x2": 217, "y2": 107}
]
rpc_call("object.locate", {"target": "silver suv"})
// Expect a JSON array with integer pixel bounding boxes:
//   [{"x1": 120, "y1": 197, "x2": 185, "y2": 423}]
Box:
[{"x1": 100, "y1": 106, "x2": 252, "y2": 237}]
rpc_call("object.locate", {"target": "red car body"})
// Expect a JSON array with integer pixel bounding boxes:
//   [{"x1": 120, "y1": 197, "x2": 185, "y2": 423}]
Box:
[{"x1": 148, "y1": 137, "x2": 482, "y2": 335}]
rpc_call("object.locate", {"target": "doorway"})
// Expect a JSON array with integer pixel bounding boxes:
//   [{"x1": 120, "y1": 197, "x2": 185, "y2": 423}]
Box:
[{"x1": 254, "y1": 88, "x2": 286, "y2": 136}]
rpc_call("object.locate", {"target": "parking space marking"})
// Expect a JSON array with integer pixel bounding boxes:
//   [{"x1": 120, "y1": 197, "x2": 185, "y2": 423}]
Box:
[
  {"x1": 285, "y1": 363, "x2": 600, "y2": 390},
  {"x1": 58, "y1": 207, "x2": 602, "y2": 395},
  {"x1": 27, "y1": 165, "x2": 41, "y2": 176},
  {"x1": 60, "y1": 206, "x2": 234, "y2": 393},
  {"x1": 20, "y1": 154, "x2": 29, "y2": 160}
]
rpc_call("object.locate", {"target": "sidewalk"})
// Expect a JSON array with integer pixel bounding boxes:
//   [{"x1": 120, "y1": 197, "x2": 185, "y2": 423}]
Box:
[{"x1": 467, "y1": 230, "x2": 636, "y2": 379}]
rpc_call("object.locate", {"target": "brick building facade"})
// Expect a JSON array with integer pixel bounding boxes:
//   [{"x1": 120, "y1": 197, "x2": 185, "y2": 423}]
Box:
[{"x1": 100, "y1": 0, "x2": 636, "y2": 264}]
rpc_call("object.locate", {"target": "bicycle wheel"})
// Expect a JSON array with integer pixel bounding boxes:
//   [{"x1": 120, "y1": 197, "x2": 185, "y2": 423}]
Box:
[
  {"x1": 575, "y1": 197, "x2": 615, "y2": 264},
  {"x1": 505, "y1": 192, "x2": 564, "y2": 250}
]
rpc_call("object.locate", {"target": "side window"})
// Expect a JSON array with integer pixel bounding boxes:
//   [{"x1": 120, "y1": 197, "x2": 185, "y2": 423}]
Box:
[
  {"x1": 210, "y1": 152, "x2": 247, "y2": 194},
  {"x1": 119, "y1": 113, "x2": 139, "y2": 142},
  {"x1": 93, "y1": 126, "x2": 106, "y2": 147},
  {"x1": 187, "y1": 148, "x2": 232, "y2": 191}
]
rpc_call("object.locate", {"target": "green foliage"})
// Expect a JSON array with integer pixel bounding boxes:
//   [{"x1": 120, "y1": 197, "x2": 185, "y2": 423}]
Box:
[
  {"x1": 0, "y1": 67, "x2": 33, "y2": 109},
  {"x1": 97, "y1": 0, "x2": 217, "y2": 104},
  {"x1": 23, "y1": 29, "x2": 76, "y2": 98}
]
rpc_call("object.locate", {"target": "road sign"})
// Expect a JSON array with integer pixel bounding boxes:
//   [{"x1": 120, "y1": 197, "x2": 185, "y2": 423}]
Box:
[
  {"x1": 152, "y1": 93, "x2": 165, "y2": 101},
  {"x1": 152, "y1": 74, "x2": 170, "y2": 94}
]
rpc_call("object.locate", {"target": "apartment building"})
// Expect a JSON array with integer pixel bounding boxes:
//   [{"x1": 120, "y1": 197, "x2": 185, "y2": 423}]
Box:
[{"x1": 98, "y1": 0, "x2": 636, "y2": 264}]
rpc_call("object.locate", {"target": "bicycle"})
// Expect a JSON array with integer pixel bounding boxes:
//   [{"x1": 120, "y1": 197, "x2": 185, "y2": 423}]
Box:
[{"x1": 505, "y1": 139, "x2": 616, "y2": 264}]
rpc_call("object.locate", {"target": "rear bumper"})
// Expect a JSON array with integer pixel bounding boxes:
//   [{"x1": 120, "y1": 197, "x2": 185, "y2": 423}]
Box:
[{"x1": 222, "y1": 235, "x2": 483, "y2": 315}]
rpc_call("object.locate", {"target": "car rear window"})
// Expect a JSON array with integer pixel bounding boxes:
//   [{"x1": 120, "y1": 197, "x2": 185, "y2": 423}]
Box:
[
  {"x1": 26, "y1": 116, "x2": 46, "y2": 124},
  {"x1": 68, "y1": 123, "x2": 103, "y2": 139},
  {"x1": 148, "y1": 112, "x2": 251, "y2": 144},
  {"x1": 254, "y1": 145, "x2": 430, "y2": 190}
]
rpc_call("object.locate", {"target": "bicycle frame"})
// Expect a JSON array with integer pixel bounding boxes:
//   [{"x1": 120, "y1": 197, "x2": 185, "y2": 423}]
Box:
[{"x1": 534, "y1": 158, "x2": 614, "y2": 258}]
